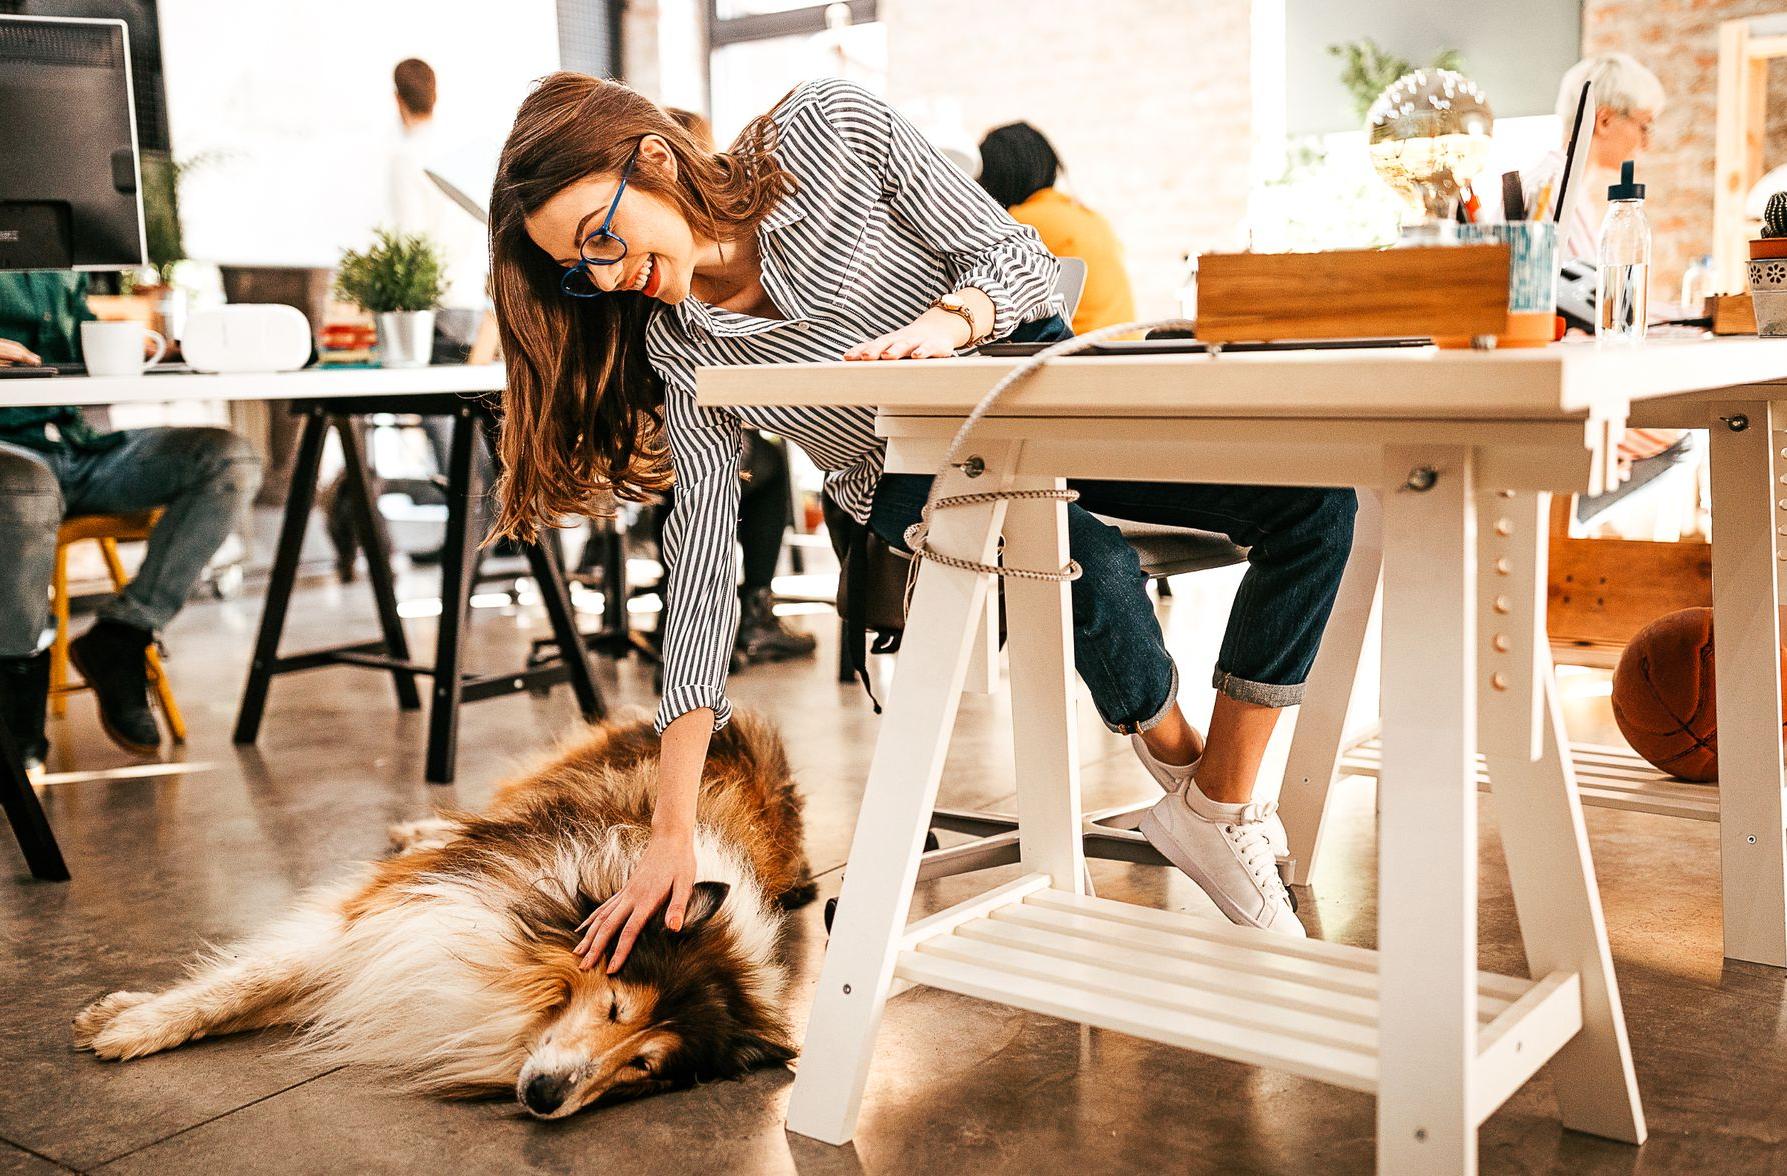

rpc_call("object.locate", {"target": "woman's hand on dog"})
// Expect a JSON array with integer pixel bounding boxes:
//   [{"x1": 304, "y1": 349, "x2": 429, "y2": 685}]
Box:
[{"x1": 573, "y1": 830, "x2": 699, "y2": 973}]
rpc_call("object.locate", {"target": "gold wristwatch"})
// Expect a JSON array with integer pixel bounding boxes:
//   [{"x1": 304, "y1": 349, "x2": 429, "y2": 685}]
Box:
[{"x1": 929, "y1": 291, "x2": 989, "y2": 348}]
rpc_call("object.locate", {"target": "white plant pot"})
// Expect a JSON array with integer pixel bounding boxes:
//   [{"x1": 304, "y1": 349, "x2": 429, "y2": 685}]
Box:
[{"x1": 376, "y1": 310, "x2": 435, "y2": 368}]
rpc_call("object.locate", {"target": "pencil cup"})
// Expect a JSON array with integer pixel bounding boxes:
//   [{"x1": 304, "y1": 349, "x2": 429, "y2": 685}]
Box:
[{"x1": 1456, "y1": 221, "x2": 1557, "y2": 348}]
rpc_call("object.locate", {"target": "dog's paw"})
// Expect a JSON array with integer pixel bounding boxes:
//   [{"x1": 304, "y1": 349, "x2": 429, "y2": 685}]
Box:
[
  {"x1": 73, "y1": 991, "x2": 155, "y2": 1051},
  {"x1": 387, "y1": 817, "x2": 459, "y2": 855},
  {"x1": 82, "y1": 997, "x2": 197, "y2": 1061}
]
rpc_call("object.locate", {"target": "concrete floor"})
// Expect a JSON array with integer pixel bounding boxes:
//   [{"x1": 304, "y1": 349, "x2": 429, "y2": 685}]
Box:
[{"x1": 3, "y1": 560, "x2": 1782, "y2": 1175}]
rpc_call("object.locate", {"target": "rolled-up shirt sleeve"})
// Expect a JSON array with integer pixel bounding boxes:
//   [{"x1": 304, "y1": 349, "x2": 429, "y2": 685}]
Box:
[
  {"x1": 815, "y1": 79, "x2": 1061, "y2": 341},
  {"x1": 654, "y1": 366, "x2": 743, "y2": 734}
]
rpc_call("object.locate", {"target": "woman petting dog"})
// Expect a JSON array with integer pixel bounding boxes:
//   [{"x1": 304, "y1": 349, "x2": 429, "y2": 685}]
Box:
[{"x1": 487, "y1": 76, "x2": 1356, "y2": 957}]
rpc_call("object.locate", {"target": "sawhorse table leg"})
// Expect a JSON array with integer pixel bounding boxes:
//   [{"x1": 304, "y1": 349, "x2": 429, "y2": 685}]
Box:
[
  {"x1": 786, "y1": 447, "x2": 1018, "y2": 1144},
  {"x1": 1707, "y1": 401, "x2": 1787, "y2": 967}
]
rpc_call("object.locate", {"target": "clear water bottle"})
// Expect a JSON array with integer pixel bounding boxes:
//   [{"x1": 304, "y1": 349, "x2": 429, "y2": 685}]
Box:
[
  {"x1": 1597, "y1": 160, "x2": 1650, "y2": 346},
  {"x1": 1680, "y1": 254, "x2": 1715, "y2": 314}
]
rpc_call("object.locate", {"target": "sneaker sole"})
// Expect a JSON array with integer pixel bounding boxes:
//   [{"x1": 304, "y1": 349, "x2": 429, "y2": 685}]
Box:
[
  {"x1": 67, "y1": 643, "x2": 162, "y2": 757},
  {"x1": 1139, "y1": 806, "x2": 1300, "y2": 935}
]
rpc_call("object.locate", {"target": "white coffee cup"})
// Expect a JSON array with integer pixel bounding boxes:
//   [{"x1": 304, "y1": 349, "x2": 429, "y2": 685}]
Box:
[{"x1": 80, "y1": 320, "x2": 168, "y2": 377}]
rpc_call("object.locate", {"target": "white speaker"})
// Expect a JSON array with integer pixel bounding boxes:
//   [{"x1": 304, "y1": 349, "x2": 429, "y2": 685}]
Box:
[{"x1": 181, "y1": 304, "x2": 312, "y2": 373}]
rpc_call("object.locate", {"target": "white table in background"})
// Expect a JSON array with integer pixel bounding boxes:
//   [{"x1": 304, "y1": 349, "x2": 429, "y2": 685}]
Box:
[{"x1": 0, "y1": 364, "x2": 601, "y2": 882}]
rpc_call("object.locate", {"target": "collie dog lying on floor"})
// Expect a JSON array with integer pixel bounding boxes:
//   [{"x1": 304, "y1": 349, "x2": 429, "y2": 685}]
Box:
[{"x1": 72, "y1": 712, "x2": 816, "y2": 1120}]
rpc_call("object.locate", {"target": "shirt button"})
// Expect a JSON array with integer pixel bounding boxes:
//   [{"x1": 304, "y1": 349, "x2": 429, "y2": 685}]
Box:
[{"x1": 798, "y1": 322, "x2": 811, "y2": 331}]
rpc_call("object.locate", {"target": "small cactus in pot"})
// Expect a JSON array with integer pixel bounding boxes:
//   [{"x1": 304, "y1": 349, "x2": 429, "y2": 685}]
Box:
[{"x1": 1747, "y1": 192, "x2": 1787, "y2": 334}]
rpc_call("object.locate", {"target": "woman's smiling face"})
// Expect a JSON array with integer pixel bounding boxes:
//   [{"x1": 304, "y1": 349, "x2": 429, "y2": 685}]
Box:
[{"x1": 524, "y1": 136, "x2": 701, "y2": 304}]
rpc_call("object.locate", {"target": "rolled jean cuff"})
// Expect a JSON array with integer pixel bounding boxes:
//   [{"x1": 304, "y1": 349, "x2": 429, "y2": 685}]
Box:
[
  {"x1": 1108, "y1": 662, "x2": 1180, "y2": 735},
  {"x1": 1213, "y1": 667, "x2": 1304, "y2": 708},
  {"x1": 96, "y1": 592, "x2": 168, "y2": 635}
]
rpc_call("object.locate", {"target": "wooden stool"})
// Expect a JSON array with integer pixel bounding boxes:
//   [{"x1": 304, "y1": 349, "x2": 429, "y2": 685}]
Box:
[{"x1": 49, "y1": 509, "x2": 187, "y2": 743}]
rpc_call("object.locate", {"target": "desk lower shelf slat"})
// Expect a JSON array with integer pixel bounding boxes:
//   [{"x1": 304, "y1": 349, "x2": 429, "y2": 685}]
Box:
[
  {"x1": 894, "y1": 882, "x2": 1581, "y2": 1110},
  {"x1": 1340, "y1": 737, "x2": 1721, "y2": 821}
]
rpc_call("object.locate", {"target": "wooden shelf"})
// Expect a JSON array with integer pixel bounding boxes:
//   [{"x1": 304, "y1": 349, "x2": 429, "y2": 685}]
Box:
[
  {"x1": 896, "y1": 877, "x2": 1581, "y2": 1117},
  {"x1": 1340, "y1": 737, "x2": 1720, "y2": 821}
]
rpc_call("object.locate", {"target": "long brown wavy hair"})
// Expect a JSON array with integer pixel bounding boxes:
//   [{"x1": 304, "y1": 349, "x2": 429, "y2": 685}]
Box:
[{"x1": 488, "y1": 73, "x2": 794, "y2": 540}]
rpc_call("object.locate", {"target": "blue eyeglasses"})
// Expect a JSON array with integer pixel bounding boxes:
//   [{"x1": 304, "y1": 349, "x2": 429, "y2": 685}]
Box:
[{"x1": 559, "y1": 145, "x2": 641, "y2": 298}]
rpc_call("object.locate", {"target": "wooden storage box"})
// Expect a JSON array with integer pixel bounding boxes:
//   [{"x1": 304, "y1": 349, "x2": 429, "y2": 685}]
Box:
[{"x1": 1197, "y1": 245, "x2": 1512, "y2": 346}]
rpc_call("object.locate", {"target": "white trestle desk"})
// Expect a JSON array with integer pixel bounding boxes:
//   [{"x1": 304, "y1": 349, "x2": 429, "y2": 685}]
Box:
[{"x1": 701, "y1": 338, "x2": 1787, "y2": 1175}]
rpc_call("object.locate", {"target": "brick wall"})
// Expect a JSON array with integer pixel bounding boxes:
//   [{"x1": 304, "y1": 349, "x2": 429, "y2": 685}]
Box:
[
  {"x1": 880, "y1": 0, "x2": 1254, "y2": 318},
  {"x1": 1582, "y1": 0, "x2": 1787, "y2": 300}
]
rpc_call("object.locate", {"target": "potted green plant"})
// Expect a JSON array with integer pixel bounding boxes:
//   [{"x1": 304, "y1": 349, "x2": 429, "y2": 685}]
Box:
[{"x1": 335, "y1": 229, "x2": 445, "y2": 368}]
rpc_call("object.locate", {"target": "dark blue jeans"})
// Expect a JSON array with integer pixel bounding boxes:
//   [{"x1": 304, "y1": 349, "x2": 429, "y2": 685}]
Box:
[
  {"x1": 0, "y1": 428, "x2": 260, "y2": 657},
  {"x1": 868, "y1": 318, "x2": 1356, "y2": 732}
]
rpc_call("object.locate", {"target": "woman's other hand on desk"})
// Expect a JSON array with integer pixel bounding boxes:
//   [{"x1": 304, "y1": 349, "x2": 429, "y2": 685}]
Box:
[
  {"x1": 843, "y1": 306, "x2": 970, "y2": 361},
  {"x1": 0, "y1": 340, "x2": 42, "y2": 366}
]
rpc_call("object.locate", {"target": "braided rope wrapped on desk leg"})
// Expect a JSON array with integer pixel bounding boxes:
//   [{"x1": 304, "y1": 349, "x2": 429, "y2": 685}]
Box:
[{"x1": 902, "y1": 318, "x2": 1194, "y2": 584}]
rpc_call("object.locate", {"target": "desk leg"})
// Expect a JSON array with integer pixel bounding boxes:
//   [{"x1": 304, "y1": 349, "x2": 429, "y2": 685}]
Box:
[
  {"x1": 1004, "y1": 478, "x2": 1084, "y2": 890},
  {"x1": 0, "y1": 714, "x2": 68, "y2": 881},
  {"x1": 1377, "y1": 446, "x2": 1478, "y2": 1175},
  {"x1": 526, "y1": 531, "x2": 606, "y2": 723},
  {"x1": 1487, "y1": 660, "x2": 1646, "y2": 1142},
  {"x1": 1708, "y1": 402, "x2": 1787, "y2": 967},
  {"x1": 425, "y1": 407, "x2": 479, "y2": 784},
  {"x1": 1279, "y1": 489, "x2": 1382, "y2": 886},
  {"x1": 235, "y1": 406, "x2": 328, "y2": 744},
  {"x1": 335, "y1": 415, "x2": 421, "y2": 712},
  {"x1": 786, "y1": 453, "x2": 1015, "y2": 1146}
]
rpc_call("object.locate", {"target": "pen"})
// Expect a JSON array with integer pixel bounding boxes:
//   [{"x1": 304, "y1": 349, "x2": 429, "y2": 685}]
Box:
[{"x1": 1530, "y1": 179, "x2": 1554, "y2": 222}]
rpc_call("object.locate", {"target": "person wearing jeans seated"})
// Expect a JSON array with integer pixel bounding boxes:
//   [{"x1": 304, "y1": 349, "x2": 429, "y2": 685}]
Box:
[{"x1": 0, "y1": 271, "x2": 262, "y2": 771}]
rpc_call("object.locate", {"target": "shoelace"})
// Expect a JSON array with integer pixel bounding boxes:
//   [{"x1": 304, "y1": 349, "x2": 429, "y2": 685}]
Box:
[{"x1": 1219, "y1": 802, "x2": 1290, "y2": 903}]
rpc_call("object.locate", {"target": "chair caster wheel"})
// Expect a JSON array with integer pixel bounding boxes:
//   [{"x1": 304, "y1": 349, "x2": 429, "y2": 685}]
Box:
[
  {"x1": 823, "y1": 896, "x2": 838, "y2": 934},
  {"x1": 924, "y1": 830, "x2": 940, "y2": 852}
]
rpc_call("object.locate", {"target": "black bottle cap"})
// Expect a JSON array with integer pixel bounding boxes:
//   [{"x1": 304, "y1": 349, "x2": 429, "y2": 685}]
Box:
[{"x1": 1608, "y1": 159, "x2": 1645, "y2": 201}]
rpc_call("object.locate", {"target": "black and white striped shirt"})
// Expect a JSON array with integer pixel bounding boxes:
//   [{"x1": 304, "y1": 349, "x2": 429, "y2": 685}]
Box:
[{"x1": 643, "y1": 78, "x2": 1061, "y2": 734}]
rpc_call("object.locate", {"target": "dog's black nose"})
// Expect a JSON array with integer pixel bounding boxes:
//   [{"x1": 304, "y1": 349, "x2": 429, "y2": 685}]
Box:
[{"x1": 522, "y1": 1073, "x2": 570, "y2": 1115}]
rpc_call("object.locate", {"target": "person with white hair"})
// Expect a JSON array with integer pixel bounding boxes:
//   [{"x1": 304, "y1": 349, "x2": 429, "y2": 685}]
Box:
[
  {"x1": 1525, "y1": 54, "x2": 1687, "y2": 521},
  {"x1": 1526, "y1": 52, "x2": 1666, "y2": 264}
]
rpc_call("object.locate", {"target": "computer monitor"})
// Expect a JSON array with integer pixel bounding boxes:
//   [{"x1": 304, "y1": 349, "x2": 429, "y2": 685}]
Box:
[{"x1": 0, "y1": 14, "x2": 146, "y2": 270}]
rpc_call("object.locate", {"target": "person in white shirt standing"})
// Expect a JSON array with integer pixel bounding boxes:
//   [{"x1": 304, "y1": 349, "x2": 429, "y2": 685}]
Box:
[
  {"x1": 389, "y1": 57, "x2": 490, "y2": 353},
  {"x1": 379, "y1": 58, "x2": 506, "y2": 563}
]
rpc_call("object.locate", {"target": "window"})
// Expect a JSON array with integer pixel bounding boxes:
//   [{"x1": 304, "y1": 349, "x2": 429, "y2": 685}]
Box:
[{"x1": 705, "y1": 0, "x2": 883, "y2": 142}]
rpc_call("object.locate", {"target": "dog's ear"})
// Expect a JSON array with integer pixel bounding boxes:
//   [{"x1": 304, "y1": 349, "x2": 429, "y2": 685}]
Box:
[
  {"x1": 677, "y1": 882, "x2": 730, "y2": 931},
  {"x1": 733, "y1": 1029, "x2": 798, "y2": 1070}
]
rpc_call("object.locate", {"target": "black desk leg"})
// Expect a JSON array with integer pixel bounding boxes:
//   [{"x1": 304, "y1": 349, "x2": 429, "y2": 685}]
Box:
[
  {"x1": 475, "y1": 409, "x2": 606, "y2": 722},
  {"x1": 528, "y1": 525, "x2": 606, "y2": 724},
  {"x1": 601, "y1": 519, "x2": 629, "y2": 656},
  {"x1": 0, "y1": 720, "x2": 69, "y2": 881},
  {"x1": 425, "y1": 407, "x2": 479, "y2": 784},
  {"x1": 335, "y1": 417, "x2": 421, "y2": 711},
  {"x1": 235, "y1": 405, "x2": 329, "y2": 744}
]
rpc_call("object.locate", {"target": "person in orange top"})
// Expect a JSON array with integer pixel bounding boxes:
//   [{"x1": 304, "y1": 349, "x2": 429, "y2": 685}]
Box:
[{"x1": 976, "y1": 122, "x2": 1136, "y2": 333}]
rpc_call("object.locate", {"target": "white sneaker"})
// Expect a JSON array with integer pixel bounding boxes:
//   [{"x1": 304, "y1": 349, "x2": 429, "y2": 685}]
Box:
[
  {"x1": 1139, "y1": 783, "x2": 1305, "y2": 937},
  {"x1": 1131, "y1": 735, "x2": 1290, "y2": 864},
  {"x1": 1130, "y1": 733, "x2": 1197, "y2": 792}
]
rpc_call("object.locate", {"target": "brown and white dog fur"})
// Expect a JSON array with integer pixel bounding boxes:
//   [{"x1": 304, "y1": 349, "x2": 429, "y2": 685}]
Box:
[{"x1": 72, "y1": 711, "x2": 815, "y2": 1120}]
